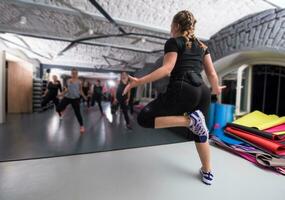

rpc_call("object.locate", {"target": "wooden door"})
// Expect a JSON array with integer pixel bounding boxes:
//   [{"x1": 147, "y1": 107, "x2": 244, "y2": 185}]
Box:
[{"x1": 7, "y1": 61, "x2": 33, "y2": 113}]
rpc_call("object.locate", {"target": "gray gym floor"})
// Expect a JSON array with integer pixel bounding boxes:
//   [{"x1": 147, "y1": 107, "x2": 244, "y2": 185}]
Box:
[
  {"x1": 0, "y1": 102, "x2": 188, "y2": 162},
  {"x1": 0, "y1": 142, "x2": 283, "y2": 200}
]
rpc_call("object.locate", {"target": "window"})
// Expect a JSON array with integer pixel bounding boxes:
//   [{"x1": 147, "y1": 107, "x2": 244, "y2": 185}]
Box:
[
  {"x1": 251, "y1": 65, "x2": 285, "y2": 115},
  {"x1": 221, "y1": 64, "x2": 252, "y2": 116}
]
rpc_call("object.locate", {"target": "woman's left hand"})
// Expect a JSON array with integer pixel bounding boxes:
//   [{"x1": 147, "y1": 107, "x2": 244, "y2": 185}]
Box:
[
  {"x1": 212, "y1": 85, "x2": 226, "y2": 95},
  {"x1": 123, "y1": 76, "x2": 140, "y2": 95}
]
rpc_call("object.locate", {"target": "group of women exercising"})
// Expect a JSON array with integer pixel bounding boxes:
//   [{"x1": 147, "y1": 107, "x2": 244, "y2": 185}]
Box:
[
  {"x1": 42, "y1": 10, "x2": 223, "y2": 185},
  {"x1": 42, "y1": 69, "x2": 133, "y2": 133}
]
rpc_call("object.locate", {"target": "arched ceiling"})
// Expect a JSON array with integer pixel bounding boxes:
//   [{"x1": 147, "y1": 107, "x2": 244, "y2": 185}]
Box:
[
  {"x1": 21, "y1": 0, "x2": 282, "y2": 38},
  {"x1": 0, "y1": 0, "x2": 284, "y2": 70}
]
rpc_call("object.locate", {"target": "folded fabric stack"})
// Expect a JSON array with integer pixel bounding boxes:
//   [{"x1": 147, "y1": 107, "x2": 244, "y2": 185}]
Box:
[
  {"x1": 211, "y1": 136, "x2": 285, "y2": 175},
  {"x1": 211, "y1": 110, "x2": 285, "y2": 175}
]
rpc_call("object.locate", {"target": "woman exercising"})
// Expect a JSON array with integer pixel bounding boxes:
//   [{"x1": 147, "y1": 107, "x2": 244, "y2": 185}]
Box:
[
  {"x1": 115, "y1": 72, "x2": 131, "y2": 129},
  {"x1": 82, "y1": 80, "x2": 91, "y2": 108},
  {"x1": 41, "y1": 75, "x2": 62, "y2": 108},
  {"x1": 91, "y1": 79, "x2": 104, "y2": 115},
  {"x1": 57, "y1": 68, "x2": 87, "y2": 133},
  {"x1": 123, "y1": 10, "x2": 224, "y2": 185}
]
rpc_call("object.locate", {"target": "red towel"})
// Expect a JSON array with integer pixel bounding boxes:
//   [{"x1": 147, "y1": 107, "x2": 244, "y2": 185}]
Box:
[{"x1": 225, "y1": 127, "x2": 285, "y2": 156}]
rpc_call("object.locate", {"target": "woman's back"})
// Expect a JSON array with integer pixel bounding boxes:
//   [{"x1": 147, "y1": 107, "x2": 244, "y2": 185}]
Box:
[{"x1": 165, "y1": 37, "x2": 208, "y2": 76}]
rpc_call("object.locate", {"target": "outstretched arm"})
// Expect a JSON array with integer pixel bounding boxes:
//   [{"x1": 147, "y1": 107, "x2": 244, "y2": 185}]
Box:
[
  {"x1": 58, "y1": 80, "x2": 68, "y2": 97},
  {"x1": 123, "y1": 52, "x2": 177, "y2": 95},
  {"x1": 138, "y1": 52, "x2": 177, "y2": 85}
]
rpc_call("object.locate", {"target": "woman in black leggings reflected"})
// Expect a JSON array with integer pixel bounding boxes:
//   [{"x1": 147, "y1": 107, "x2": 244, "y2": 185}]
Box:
[
  {"x1": 57, "y1": 68, "x2": 87, "y2": 133},
  {"x1": 123, "y1": 10, "x2": 225, "y2": 185},
  {"x1": 42, "y1": 75, "x2": 62, "y2": 108},
  {"x1": 82, "y1": 80, "x2": 91, "y2": 108},
  {"x1": 91, "y1": 79, "x2": 104, "y2": 115},
  {"x1": 115, "y1": 72, "x2": 131, "y2": 129}
]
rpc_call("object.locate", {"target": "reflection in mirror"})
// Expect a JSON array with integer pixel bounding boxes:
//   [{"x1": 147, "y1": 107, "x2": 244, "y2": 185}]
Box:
[{"x1": 0, "y1": 30, "x2": 189, "y2": 162}]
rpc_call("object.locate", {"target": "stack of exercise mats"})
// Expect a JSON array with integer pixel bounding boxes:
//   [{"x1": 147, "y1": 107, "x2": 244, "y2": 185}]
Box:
[{"x1": 207, "y1": 104, "x2": 285, "y2": 175}]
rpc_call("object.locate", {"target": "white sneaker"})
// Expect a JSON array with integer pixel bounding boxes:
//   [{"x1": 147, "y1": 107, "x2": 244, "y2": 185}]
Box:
[
  {"x1": 200, "y1": 168, "x2": 214, "y2": 185},
  {"x1": 188, "y1": 110, "x2": 209, "y2": 142}
]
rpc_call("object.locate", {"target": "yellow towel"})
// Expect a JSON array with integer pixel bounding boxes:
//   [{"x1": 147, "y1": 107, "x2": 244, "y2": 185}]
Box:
[
  {"x1": 233, "y1": 111, "x2": 278, "y2": 128},
  {"x1": 272, "y1": 131, "x2": 285, "y2": 135},
  {"x1": 257, "y1": 117, "x2": 285, "y2": 130}
]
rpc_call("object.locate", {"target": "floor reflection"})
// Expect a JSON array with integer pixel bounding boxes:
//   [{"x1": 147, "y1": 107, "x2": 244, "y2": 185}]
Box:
[
  {"x1": 46, "y1": 113, "x2": 62, "y2": 143},
  {"x1": 104, "y1": 103, "x2": 113, "y2": 123},
  {"x1": 0, "y1": 102, "x2": 187, "y2": 162}
]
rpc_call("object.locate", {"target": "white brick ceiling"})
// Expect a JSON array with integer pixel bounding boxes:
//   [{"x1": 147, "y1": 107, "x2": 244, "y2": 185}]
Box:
[
  {"x1": 29, "y1": 0, "x2": 277, "y2": 38},
  {"x1": 0, "y1": 0, "x2": 281, "y2": 69},
  {"x1": 0, "y1": 33, "x2": 161, "y2": 70}
]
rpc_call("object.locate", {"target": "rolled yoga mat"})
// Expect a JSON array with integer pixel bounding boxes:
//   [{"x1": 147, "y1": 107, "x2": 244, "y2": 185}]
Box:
[
  {"x1": 207, "y1": 103, "x2": 216, "y2": 132},
  {"x1": 225, "y1": 127, "x2": 285, "y2": 156},
  {"x1": 212, "y1": 104, "x2": 242, "y2": 145},
  {"x1": 227, "y1": 123, "x2": 285, "y2": 141}
]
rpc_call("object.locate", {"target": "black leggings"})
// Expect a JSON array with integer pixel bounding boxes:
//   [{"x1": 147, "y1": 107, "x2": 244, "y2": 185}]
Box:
[
  {"x1": 82, "y1": 96, "x2": 91, "y2": 108},
  {"x1": 137, "y1": 81, "x2": 210, "y2": 142},
  {"x1": 56, "y1": 97, "x2": 83, "y2": 126},
  {"x1": 119, "y1": 101, "x2": 130, "y2": 125},
  {"x1": 41, "y1": 93, "x2": 59, "y2": 107},
  {"x1": 129, "y1": 98, "x2": 134, "y2": 114},
  {"x1": 91, "y1": 96, "x2": 103, "y2": 113}
]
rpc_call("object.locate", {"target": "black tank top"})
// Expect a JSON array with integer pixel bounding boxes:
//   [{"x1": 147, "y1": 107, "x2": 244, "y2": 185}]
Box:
[
  {"x1": 116, "y1": 81, "x2": 128, "y2": 102},
  {"x1": 93, "y1": 85, "x2": 102, "y2": 98},
  {"x1": 82, "y1": 86, "x2": 89, "y2": 95},
  {"x1": 47, "y1": 81, "x2": 62, "y2": 96},
  {"x1": 164, "y1": 37, "x2": 209, "y2": 73},
  {"x1": 164, "y1": 37, "x2": 210, "y2": 85}
]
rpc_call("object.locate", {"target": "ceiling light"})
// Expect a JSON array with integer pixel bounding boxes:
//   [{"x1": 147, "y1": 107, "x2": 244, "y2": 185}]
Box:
[
  {"x1": 20, "y1": 16, "x2": 27, "y2": 25},
  {"x1": 141, "y1": 38, "x2": 146, "y2": 43},
  {"x1": 107, "y1": 80, "x2": 116, "y2": 87},
  {"x1": 88, "y1": 29, "x2": 94, "y2": 35}
]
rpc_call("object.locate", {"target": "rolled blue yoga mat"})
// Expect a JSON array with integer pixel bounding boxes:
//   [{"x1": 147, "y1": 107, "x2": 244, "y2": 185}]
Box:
[
  {"x1": 212, "y1": 103, "x2": 243, "y2": 145},
  {"x1": 207, "y1": 103, "x2": 216, "y2": 132}
]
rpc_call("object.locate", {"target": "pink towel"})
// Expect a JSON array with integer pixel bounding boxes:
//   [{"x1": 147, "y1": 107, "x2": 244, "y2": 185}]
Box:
[{"x1": 265, "y1": 123, "x2": 285, "y2": 133}]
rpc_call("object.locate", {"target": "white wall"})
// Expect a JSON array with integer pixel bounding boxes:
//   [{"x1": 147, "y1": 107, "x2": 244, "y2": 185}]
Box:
[
  {"x1": 0, "y1": 51, "x2": 6, "y2": 123},
  {"x1": 212, "y1": 51, "x2": 285, "y2": 77},
  {"x1": 0, "y1": 40, "x2": 40, "y2": 76}
]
